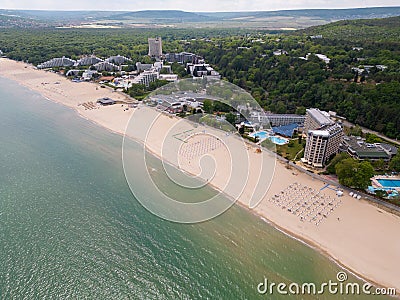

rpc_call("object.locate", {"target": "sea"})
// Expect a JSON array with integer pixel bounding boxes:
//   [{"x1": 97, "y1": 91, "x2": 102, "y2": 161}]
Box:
[{"x1": 0, "y1": 77, "x2": 386, "y2": 299}]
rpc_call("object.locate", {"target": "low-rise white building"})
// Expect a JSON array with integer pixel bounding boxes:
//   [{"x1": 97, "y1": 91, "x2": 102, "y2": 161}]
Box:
[
  {"x1": 82, "y1": 70, "x2": 98, "y2": 80},
  {"x1": 132, "y1": 69, "x2": 159, "y2": 86},
  {"x1": 159, "y1": 74, "x2": 178, "y2": 82},
  {"x1": 273, "y1": 49, "x2": 288, "y2": 56},
  {"x1": 187, "y1": 63, "x2": 220, "y2": 79},
  {"x1": 299, "y1": 53, "x2": 331, "y2": 64},
  {"x1": 65, "y1": 69, "x2": 80, "y2": 77}
]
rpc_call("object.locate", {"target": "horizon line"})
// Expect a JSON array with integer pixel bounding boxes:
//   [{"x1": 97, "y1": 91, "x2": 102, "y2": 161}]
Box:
[{"x1": 1, "y1": 5, "x2": 400, "y2": 13}]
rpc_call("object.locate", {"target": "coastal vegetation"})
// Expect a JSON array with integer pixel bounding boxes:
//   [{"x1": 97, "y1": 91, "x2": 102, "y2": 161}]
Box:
[
  {"x1": 1, "y1": 8, "x2": 400, "y2": 296},
  {"x1": 0, "y1": 17, "x2": 399, "y2": 139},
  {"x1": 184, "y1": 17, "x2": 400, "y2": 139},
  {"x1": 335, "y1": 158, "x2": 375, "y2": 189},
  {"x1": 126, "y1": 80, "x2": 169, "y2": 100},
  {"x1": 0, "y1": 28, "x2": 247, "y2": 65},
  {"x1": 390, "y1": 155, "x2": 400, "y2": 172}
]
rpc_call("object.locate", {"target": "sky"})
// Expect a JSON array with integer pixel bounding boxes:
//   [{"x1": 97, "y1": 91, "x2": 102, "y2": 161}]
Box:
[{"x1": 0, "y1": 0, "x2": 399, "y2": 12}]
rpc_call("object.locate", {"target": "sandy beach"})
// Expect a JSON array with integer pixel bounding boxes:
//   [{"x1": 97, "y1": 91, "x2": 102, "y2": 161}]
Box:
[{"x1": 1, "y1": 58, "x2": 400, "y2": 292}]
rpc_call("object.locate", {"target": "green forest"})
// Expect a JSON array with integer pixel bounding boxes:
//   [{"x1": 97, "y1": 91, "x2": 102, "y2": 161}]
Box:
[{"x1": 0, "y1": 16, "x2": 399, "y2": 138}]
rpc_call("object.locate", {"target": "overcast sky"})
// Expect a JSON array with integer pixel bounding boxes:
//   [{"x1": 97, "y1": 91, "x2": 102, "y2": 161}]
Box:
[{"x1": 0, "y1": 0, "x2": 399, "y2": 12}]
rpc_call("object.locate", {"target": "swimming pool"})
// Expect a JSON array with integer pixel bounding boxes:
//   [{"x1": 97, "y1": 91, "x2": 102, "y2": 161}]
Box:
[
  {"x1": 252, "y1": 131, "x2": 268, "y2": 140},
  {"x1": 269, "y1": 136, "x2": 289, "y2": 146},
  {"x1": 377, "y1": 179, "x2": 400, "y2": 188},
  {"x1": 251, "y1": 131, "x2": 289, "y2": 145},
  {"x1": 368, "y1": 186, "x2": 399, "y2": 198}
]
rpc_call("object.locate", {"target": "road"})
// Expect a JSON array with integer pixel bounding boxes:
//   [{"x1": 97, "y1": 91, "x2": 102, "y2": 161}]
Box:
[{"x1": 341, "y1": 119, "x2": 400, "y2": 146}]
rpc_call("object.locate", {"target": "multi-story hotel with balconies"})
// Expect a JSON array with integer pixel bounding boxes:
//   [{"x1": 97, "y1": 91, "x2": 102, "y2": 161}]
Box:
[{"x1": 302, "y1": 109, "x2": 343, "y2": 168}]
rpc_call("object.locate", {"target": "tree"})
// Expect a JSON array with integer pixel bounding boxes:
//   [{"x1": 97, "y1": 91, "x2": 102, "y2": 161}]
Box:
[
  {"x1": 348, "y1": 125, "x2": 363, "y2": 137},
  {"x1": 371, "y1": 158, "x2": 386, "y2": 171},
  {"x1": 203, "y1": 100, "x2": 213, "y2": 114},
  {"x1": 335, "y1": 158, "x2": 375, "y2": 189},
  {"x1": 275, "y1": 101, "x2": 287, "y2": 114},
  {"x1": 375, "y1": 189, "x2": 388, "y2": 198},
  {"x1": 160, "y1": 67, "x2": 169, "y2": 74},
  {"x1": 326, "y1": 152, "x2": 350, "y2": 174},
  {"x1": 365, "y1": 133, "x2": 382, "y2": 144},
  {"x1": 225, "y1": 112, "x2": 236, "y2": 125},
  {"x1": 389, "y1": 155, "x2": 400, "y2": 172},
  {"x1": 213, "y1": 101, "x2": 230, "y2": 113},
  {"x1": 295, "y1": 106, "x2": 306, "y2": 115},
  {"x1": 298, "y1": 135, "x2": 303, "y2": 144}
]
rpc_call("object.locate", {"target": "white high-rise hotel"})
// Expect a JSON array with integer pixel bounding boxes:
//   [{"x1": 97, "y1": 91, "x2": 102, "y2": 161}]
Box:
[
  {"x1": 302, "y1": 108, "x2": 344, "y2": 168},
  {"x1": 148, "y1": 37, "x2": 163, "y2": 58}
]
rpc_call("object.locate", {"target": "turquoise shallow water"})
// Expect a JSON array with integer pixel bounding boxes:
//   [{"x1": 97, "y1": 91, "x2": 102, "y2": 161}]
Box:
[{"x1": 0, "y1": 77, "x2": 384, "y2": 299}]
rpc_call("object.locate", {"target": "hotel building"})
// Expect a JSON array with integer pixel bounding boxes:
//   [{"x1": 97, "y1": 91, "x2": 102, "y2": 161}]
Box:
[
  {"x1": 186, "y1": 63, "x2": 220, "y2": 79},
  {"x1": 304, "y1": 108, "x2": 334, "y2": 133},
  {"x1": 302, "y1": 109, "x2": 344, "y2": 168},
  {"x1": 37, "y1": 56, "x2": 76, "y2": 69},
  {"x1": 148, "y1": 37, "x2": 163, "y2": 59},
  {"x1": 132, "y1": 69, "x2": 159, "y2": 87},
  {"x1": 250, "y1": 113, "x2": 306, "y2": 127},
  {"x1": 165, "y1": 52, "x2": 203, "y2": 64},
  {"x1": 76, "y1": 55, "x2": 103, "y2": 66}
]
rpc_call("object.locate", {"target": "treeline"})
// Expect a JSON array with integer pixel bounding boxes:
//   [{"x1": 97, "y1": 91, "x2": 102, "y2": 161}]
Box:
[
  {"x1": 0, "y1": 18, "x2": 399, "y2": 138},
  {"x1": 182, "y1": 19, "x2": 400, "y2": 139},
  {"x1": 300, "y1": 16, "x2": 400, "y2": 44},
  {"x1": 0, "y1": 28, "x2": 253, "y2": 65}
]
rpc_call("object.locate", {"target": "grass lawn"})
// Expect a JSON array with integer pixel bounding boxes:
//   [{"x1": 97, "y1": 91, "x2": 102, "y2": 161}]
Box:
[{"x1": 275, "y1": 139, "x2": 305, "y2": 161}]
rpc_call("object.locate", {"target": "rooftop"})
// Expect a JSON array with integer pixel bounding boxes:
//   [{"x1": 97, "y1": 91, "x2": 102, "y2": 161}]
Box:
[
  {"x1": 272, "y1": 123, "x2": 300, "y2": 137},
  {"x1": 342, "y1": 136, "x2": 392, "y2": 159},
  {"x1": 307, "y1": 108, "x2": 334, "y2": 128},
  {"x1": 97, "y1": 97, "x2": 116, "y2": 105},
  {"x1": 309, "y1": 130, "x2": 330, "y2": 137}
]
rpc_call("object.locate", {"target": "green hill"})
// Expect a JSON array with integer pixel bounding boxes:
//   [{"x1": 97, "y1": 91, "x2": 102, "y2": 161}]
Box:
[
  {"x1": 199, "y1": 7, "x2": 400, "y2": 21},
  {"x1": 300, "y1": 16, "x2": 400, "y2": 43},
  {"x1": 2, "y1": 7, "x2": 400, "y2": 28},
  {"x1": 111, "y1": 10, "x2": 215, "y2": 23}
]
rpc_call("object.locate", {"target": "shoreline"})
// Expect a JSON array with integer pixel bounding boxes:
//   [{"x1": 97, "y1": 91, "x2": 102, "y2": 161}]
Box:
[{"x1": 1, "y1": 58, "x2": 400, "y2": 294}]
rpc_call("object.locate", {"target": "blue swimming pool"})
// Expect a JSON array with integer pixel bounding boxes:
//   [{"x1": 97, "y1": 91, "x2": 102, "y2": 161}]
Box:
[
  {"x1": 269, "y1": 136, "x2": 289, "y2": 146},
  {"x1": 368, "y1": 186, "x2": 399, "y2": 198},
  {"x1": 377, "y1": 179, "x2": 400, "y2": 188},
  {"x1": 252, "y1": 131, "x2": 268, "y2": 140},
  {"x1": 251, "y1": 131, "x2": 289, "y2": 145}
]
